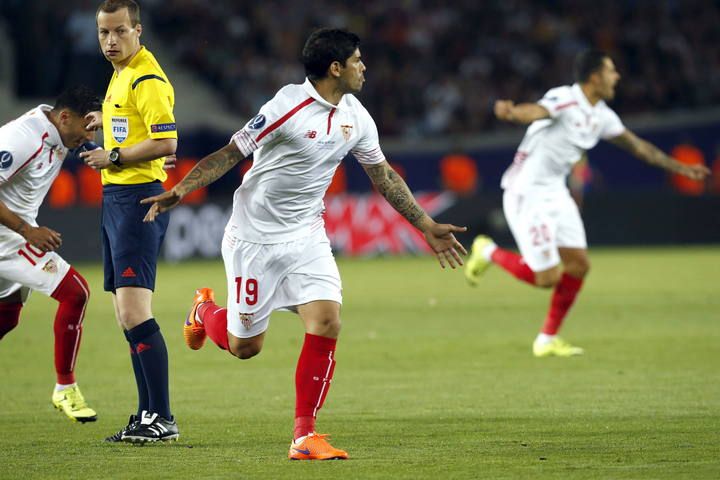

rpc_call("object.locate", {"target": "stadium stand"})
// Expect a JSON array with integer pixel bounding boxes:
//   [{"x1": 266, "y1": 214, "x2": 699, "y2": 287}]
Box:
[{"x1": 2, "y1": 0, "x2": 720, "y2": 138}]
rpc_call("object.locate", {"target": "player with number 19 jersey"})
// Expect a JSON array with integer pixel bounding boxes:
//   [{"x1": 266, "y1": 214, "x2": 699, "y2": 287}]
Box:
[
  {"x1": 223, "y1": 78, "x2": 386, "y2": 338},
  {"x1": 228, "y1": 78, "x2": 385, "y2": 244}
]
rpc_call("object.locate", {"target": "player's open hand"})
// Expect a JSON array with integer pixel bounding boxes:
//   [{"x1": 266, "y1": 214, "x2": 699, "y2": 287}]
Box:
[
  {"x1": 85, "y1": 111, "x2": 103, "y2": 131},
  {"x1": 141, "y1": 189, "x2": 183, "y2": 222},
  {"x1": 679, "y1": 163, "x2": 711, "y2": 181},
  {"x1": 423, "y1": 222, "x2": 468, "y2": 269},
  {"x1": 23, "y1": 225, "x2": 62, "y2": 252}
]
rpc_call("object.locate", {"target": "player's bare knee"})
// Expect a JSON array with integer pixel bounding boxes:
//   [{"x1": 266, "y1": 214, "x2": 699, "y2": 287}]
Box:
[
  {"x1": 316, "y1": 316, "x2": 342, "y2": 337},
  {"x1": 565, "y1": 258, "x2": 591, "y2": 278},
  {"x1": 535, "y1": 277, "x2": 555, "y2": 288},
  {"x1": 232, "y1": 345, "x2": 261, "y2": 360},
  {"x1": 571, "y1": 262, "x2": 591, "y2": 278},
  {"x1": 534, "y1": 269, "x2": 561, "y2": 288},
  {"x1": 229, "y1": 340, "x2": 262, "y2": 360}
]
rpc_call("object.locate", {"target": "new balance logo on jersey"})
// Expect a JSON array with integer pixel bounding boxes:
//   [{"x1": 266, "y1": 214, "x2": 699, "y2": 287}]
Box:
[
  {"x1": 304, "y1": 130, "x2": 317, "y2": 139},
  {"x1": 121, "y1": 267, "x2": 136, "y2": 278}
]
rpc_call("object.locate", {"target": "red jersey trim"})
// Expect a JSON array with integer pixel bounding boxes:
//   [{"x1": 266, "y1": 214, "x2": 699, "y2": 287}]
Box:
[
  {"x1": 256, "y1": 97, "x2": 315, "y2": 142},
  {"x1": 327, "y1": 107, "x2": 336, "y2": 135},
  {"x1": 7, "y1": 132, "x2": 49, "y2": 181},
  {"x1": 555, "y1": 101, "x2": 578, "y2": 111}
]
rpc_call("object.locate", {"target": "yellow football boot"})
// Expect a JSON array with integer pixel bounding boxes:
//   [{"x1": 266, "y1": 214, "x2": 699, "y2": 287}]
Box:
[
  {"x1": 464, "y1": 235, "x2": 494, "y2": 286},
  {"x1": 533, "y1": 337, "x2": 585, "y2": 357},
  {"x1": 52, "y1": 385, "x2": 97, "y2": 423}
]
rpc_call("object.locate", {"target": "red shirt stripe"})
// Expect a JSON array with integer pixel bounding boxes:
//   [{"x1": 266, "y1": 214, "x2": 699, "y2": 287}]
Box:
[
  {"x1": 327, "y1": 107, "x2": 336, "y2": 135},
  {"x1": 7, "y1": 132, "x2": 48, "y2": 181},
  {"x1": 256, "y1": 97, "x2": 315, "y2": 143},
  {"x1": 555, "y1": 101, "x2": 578, "y2": 111}
]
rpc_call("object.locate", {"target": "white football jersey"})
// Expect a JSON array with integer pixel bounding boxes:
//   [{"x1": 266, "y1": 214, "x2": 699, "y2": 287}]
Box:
[
  {"x1": 229, "y1": 78, "x2": 385, "y2": 243},
  {"x1": 501, "y1": 83, "x2": 625, "y2": 193},
  {"x1": 0, "y1": 105, "x2": 68, "y2": 236}
]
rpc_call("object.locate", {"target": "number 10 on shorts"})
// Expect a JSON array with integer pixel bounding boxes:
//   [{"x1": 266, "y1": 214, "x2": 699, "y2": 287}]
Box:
[
  {"x1": 18, "y1": 242, "x2": 47, "y2": 266},
  {"x1": 235, "y1": 277, "x2": 258, "y2": 306}
]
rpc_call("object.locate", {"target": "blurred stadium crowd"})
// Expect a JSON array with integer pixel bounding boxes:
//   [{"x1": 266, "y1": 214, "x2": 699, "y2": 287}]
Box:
[{"x1": 2, "y1": 0, "x2": 720, "y2": 138}]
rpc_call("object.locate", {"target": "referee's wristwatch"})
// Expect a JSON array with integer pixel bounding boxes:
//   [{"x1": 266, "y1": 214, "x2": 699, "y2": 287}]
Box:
[{"x1": 109, "y1": 147, "x2": 123, "y2": 167}]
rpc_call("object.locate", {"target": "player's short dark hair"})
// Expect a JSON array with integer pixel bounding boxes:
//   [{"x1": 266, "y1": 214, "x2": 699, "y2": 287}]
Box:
[
  {"x1": 301, "y1": 28, "x2": 361, "y2": 80},
  {"x1": 574, "y1": 50, "x2": 610, "y2": 83},
  {"x1": 54, "y1": 86, "x2": 102, "y2": 116},
  {"x1": 97, "y1": 0, "x2": 141, "y2": 27}
]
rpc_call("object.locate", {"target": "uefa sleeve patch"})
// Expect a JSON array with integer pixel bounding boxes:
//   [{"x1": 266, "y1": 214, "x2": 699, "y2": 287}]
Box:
[
  {"x1": 151, "y1": 123, "x2": 177, "y2": 133},
  {"x1": 247, "y1": 114, "x2": 266, "y2": 130},
  {"x1": 0, "y1": 151, "x2": 13, "y2": 169}
]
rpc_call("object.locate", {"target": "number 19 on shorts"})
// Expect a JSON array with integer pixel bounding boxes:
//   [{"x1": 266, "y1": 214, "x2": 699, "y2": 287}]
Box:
[{"x1": 235, "y1": 277, "x2": 258, "y2": 306}]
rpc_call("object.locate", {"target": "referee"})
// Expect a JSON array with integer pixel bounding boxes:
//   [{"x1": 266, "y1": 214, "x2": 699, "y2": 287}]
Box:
[{"x1": 80, "y1": 0, "x2": 178, "y2": 444}]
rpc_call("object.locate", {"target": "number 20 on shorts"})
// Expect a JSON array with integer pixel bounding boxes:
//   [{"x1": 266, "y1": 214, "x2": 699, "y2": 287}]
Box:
[{"x1": 235, "y1": 277, "x2": 258, "y2": 306}]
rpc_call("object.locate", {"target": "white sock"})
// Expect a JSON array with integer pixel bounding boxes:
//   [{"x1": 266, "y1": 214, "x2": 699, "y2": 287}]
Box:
[
  {"x1": 55, "y1": 383, "x2": 76, "y2": 392},
  {"x1": 482, "y1": 242, "x2": 498, "y2": 261},
  {"x1": 293, "y1": 434, "x2": 308, "y2": 444},
  {"x1": 194, "y1": 302, "x2": 208, "y2": 324},
  {"x1": 535, "y1": 333, "x2": 555, "y2": 345}
]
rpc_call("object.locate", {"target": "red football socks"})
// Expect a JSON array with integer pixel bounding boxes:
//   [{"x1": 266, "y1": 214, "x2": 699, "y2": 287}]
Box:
[
  {"x1": 50, "y1": 268, "x2": 90, "y2": 385},
  {"x1": 542, "y1": 273, "x2": 584, "y2": 335},
  {"x1": 0, "y1": 301, "x2": 22, "y2": 340},
  {"x1": 491, "y1": 247, "x2": 536, "y2": 285},
  {"x1": 198, "y1": 302, "x2": 229, "y2": 350},
  {"x1": 294, "y1": 333, "x2": 337, "y2": 440}
]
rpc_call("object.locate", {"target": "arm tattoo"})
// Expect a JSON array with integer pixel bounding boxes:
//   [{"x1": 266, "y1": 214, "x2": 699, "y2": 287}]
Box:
[
  {"x1": 179, "y1": 146, "x2": 245, "y2": 194},
  {"x1": 364, "y1": 163, "x2": 426, "y2": 228},
  {"x1": 611, "y1": 131, "x2": 680, "y2": 172}
]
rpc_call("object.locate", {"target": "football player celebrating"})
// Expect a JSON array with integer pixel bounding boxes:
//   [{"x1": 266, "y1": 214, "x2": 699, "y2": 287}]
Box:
[
  {"x1": 141, "y1": 28, "x2": 467, "y2": 460},
  {"x1": 465, "y1": 50, "x2": 710, "y2": 357}
]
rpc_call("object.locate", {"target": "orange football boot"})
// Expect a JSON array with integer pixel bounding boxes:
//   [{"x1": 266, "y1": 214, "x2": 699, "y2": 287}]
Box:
[
  {"x1": 184, "y1": 288, "x2": 214, "y2": 350},
  {"x1": 288, "y1": 432, "x2": 349, "y2": 460}
]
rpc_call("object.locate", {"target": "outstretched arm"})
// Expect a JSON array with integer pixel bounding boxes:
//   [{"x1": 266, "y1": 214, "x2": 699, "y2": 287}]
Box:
[
  {"x1": 0, "y1": 200, "x2": 61, "y2": 251},
  {"x1": 362, "y1": 160, "x2": 467, "y2": 269},
  {"x1": 494, "y1": 100, "x2": 550, "y2": 125},
  {"x1": 609, "y1": 130, "x2": 710, "y2": 180},
  {"x1": 141, "y1": 142, "x2": 246, "y2": 222}
]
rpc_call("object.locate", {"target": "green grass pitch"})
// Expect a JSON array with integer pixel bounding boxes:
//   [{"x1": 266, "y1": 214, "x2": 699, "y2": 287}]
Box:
[{"x1": 1, "y1": 247, "x2": 719, "y2": 479}]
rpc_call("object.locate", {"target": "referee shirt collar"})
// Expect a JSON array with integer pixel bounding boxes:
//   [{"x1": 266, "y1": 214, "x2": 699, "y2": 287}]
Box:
[
  {"x1": 113, "y1": 46, "x2": 147, "y2": 77},
  {"x1": 302, "y1": 78, "x2": 349, "y2": 111}
]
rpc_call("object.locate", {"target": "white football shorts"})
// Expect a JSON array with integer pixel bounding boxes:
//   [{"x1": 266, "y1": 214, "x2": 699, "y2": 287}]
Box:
[
  {"x1": 221, "y1": 227, "x2": 342, "y2": 339},
  {"x1": 0, "y1": 232, "x2": 71, "y2": 301},
  {"x1": 503, "y1": 190, "x2": 587, "y2": 272}
]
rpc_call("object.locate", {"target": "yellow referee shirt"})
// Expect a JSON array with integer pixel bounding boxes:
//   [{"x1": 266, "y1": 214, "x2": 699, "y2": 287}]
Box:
[{"x1": 101, "y1": 46, "x2": 177, "y2": 185}]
